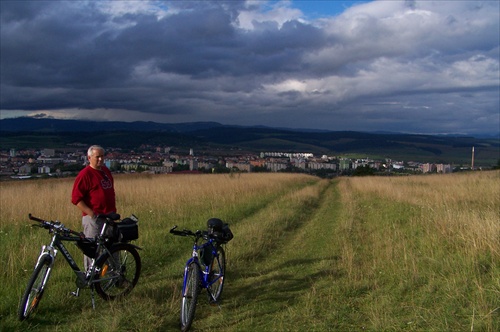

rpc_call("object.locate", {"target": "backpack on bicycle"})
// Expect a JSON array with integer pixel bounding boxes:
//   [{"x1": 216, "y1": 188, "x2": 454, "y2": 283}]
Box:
[
  {"x1": 207, "y1": 218, "x2": 233, "y2": 244},
  {"x1": 114, "y1": 214, "x2": 139, "y2": 242}
]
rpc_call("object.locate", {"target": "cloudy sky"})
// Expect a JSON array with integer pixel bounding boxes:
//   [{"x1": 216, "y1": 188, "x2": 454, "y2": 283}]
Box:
[{"x1": 1, "y1": 0, "x2": 499, "y2": 135}]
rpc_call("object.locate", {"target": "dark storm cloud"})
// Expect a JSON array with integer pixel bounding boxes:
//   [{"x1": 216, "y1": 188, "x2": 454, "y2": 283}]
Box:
[{"x1": 0, "y1": 0, "x2": 498, "y2": 135}]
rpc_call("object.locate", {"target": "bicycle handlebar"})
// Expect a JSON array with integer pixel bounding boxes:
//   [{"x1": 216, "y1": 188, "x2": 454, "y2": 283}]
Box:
[
  {"x1": 28, "y1": 213, "x2": 84, "y2": 238},
  {"x1": 170, "y1": 226, "x2": 201, "y2": 236},
  {"x1": 170, "y1": 225, "x2": 210, "y2": 240}
]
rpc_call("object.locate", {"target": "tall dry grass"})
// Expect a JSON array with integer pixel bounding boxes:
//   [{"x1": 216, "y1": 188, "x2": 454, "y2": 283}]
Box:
[
  {"x1": 335, "y1": 171, "x2": 500, "y2": 330},
  {"x1": 0, "y1": 173, "x2": 315, "y2": 228},
  {"x1": 0, "y1": 172, "x2": 316, "y2": 283},
  {"x1": 1, "y1": 171, "x2": 498, "y2": 331},
  {"x1": 344, "y1": 171, "x2": 499, "y2": 257}
]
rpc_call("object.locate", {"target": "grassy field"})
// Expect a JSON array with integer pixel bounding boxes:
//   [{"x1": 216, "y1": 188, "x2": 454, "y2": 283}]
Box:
[{"x1": 0, "y1": 171, "x2": 498, "y2": 331}]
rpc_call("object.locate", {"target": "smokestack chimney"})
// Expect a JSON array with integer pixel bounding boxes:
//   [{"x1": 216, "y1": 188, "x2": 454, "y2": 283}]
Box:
[{"x1": 471, "y1": 146, "x2": 475, "y2": 170}]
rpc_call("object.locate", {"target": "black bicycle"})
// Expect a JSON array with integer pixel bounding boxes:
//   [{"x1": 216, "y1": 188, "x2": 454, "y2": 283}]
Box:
[
  {"x1": 18, "y1": 213, "x2": 141, "y2": 321},
  {"x1": 170, "y1": 218, "x2": 233, "y2": 331}
]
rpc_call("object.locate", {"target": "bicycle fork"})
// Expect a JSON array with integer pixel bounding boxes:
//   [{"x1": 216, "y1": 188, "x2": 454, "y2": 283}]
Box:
[{"x1": 32, "y1": 245, "x2": 56, "y2": 297}]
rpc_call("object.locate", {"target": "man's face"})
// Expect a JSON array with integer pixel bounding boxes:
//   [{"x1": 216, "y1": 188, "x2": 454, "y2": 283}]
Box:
[{"x1": 88, "y1": 149, "x2": 105, "y2": 169}]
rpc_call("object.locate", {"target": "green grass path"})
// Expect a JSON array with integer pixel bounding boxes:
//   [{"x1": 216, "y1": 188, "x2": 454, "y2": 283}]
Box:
[{"x1": 192, "y1": 179, "x2": 345, "y2": 331}]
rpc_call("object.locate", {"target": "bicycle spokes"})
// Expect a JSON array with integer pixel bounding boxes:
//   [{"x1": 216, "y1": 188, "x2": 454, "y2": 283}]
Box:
[{"x1": 94, "y1": 244, "x2": 141, "y2": 300}]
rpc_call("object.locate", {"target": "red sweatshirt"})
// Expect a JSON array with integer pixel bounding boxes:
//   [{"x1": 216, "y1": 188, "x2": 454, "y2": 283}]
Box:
[{"x1": 71, "y1": 165, "x2": 116, "y2": 216}]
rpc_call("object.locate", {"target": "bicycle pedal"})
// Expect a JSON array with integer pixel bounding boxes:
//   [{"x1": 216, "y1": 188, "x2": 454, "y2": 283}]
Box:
[
  {"x1": 70, "y1": 289, "x2": 80, "y2": 297},
  {"x1": 208, "y1": 298, "x2": 220, "y2": 307}
]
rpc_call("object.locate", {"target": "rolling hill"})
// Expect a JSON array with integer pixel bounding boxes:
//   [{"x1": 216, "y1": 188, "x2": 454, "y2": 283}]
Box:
[{"x1": 1, "y1": 117, "x2": 499, "y2": 166}]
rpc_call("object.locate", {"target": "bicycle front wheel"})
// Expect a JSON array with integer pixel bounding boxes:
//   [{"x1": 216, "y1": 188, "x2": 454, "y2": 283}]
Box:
[
  {"x1": 181, "y1": 261, "x2": 200, "y2": 332},
  {"x1": 18, "y1": 256, "x2": 52, "y2": 321},
  {"x1": 94, "y1": 243, "x2": 141, "y2": 300},
  {"x1": 208, "y1": 245, "x2": 226, "y2": 303}
]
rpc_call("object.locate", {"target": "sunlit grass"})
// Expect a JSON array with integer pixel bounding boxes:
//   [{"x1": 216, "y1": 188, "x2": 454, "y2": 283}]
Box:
[{"x1": 1, "y1": 171, "x2": 498, "y2": 331}]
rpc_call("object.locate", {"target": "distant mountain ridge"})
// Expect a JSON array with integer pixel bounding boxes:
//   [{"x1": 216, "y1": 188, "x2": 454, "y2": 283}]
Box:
[
  {"x1": 1, "y1": 117, "x2": 498, "y2": 138},
  {"x1": 0, "y1": 117, "x2": 223, "y2": 133},
  {"x1": 1, "y1": 117, "x2": 499, "y2": 166}
]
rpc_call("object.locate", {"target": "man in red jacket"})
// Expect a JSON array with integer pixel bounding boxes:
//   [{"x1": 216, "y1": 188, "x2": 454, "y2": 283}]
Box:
[{"x1": 72, "y1": 145, "x2": 116, "y2": 269}]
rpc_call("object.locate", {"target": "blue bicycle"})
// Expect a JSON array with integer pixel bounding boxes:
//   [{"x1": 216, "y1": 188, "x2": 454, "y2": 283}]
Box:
[{"x1": 170, "y1": 218, "x2": 233, "y2": 331}]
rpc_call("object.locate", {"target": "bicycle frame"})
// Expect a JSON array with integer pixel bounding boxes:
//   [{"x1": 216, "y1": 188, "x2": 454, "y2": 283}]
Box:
[
  {"x1": 183, "y1": 238, "x2": 223, "y2": 295},
  {"x1": 35, "y1": 228, "x2": 117, "y2": 289}
]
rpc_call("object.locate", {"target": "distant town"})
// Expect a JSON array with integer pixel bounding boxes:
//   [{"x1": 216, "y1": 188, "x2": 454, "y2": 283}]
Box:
[{"x1": 2, "y1": 142, "x2": 486, "y2": 181}]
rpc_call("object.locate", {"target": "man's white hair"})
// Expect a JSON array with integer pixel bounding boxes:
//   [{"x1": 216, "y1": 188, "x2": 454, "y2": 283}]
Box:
[{"x1": 87, "y1": 145, "x2": 105, "y2": 157}]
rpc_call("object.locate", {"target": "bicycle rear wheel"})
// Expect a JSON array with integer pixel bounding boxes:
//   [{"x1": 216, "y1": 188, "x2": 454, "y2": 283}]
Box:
[
  {"x1": 94, "y1": 243, "x2": 141, "y2": 300},
  {"x1": 208, "y1": 245, "x2": 226, "y2": 303},
  {"x1": 18, "y1": 256, "x2": 52, "y2": 321},
  {"x1": 181, "y1": 261, "x2": 200, "y2": 332}
]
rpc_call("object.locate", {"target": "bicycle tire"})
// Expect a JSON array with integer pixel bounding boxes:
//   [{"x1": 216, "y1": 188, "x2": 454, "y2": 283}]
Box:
[
  {"x1": 94, "y1": 243, "x2": 141, "y2": 300},
  {"x1": 208, "y1": 245, "x2": 226, "y2": 303},
  {"x1": 181, "y1": 261, "x2": 200, "y2": 332},
  {"x1": 18, "y1": 256, "x2": 52, "y2": 321}
]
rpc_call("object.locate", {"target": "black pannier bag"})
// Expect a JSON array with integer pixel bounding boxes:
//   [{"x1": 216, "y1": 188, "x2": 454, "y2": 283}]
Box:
[
  {"x1": 76, "y1": 238, "x2": 98, "y2": 258},
  {"x1": 116, "y1": 214, "x2": 139, "y2": 242},
  {"x1": 207, "y1": 218, "x2": 234, "y2": 244}
]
